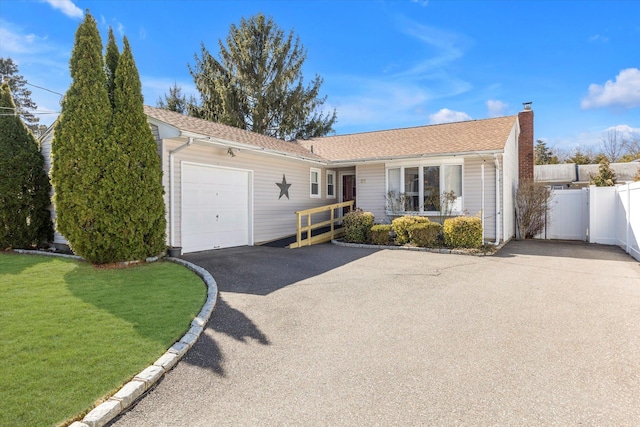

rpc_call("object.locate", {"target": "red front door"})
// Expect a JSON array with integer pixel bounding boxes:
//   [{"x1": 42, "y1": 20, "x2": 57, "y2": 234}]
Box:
[{"x1": 342, "y1": 174, "x2": 356, "y2": 215}]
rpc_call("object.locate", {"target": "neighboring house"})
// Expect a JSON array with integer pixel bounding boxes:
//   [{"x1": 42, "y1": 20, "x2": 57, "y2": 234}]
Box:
[
  {"x1": 535, "y1": 162, "x2": 640, "y2": 189},
  {"x1": 41, "y1": 104, "x2": 535, "y2": 254}
]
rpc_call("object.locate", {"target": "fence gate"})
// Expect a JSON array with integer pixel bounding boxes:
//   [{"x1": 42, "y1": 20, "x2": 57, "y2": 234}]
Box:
[{"x1": 539, "y1": 189, "x2": 589, "y2": 241}]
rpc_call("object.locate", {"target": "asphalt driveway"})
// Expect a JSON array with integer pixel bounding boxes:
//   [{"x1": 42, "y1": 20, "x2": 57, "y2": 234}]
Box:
[{"x1": 112, "y1": 240, "x2": 640, "y2": 426}]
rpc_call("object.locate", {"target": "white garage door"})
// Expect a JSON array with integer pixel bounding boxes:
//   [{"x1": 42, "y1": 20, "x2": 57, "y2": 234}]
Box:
[{"x1": 182, "y1": 163, "x2": 250, "y2": 253}]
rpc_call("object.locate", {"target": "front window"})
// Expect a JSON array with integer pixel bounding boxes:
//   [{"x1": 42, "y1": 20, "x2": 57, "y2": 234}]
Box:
[
  {"x1": 423, "y1": 166, "x2": 440, "y2": 211},
  {"x1": 310, "y1": 168, "x2": 321, "y2": 198},
  {"x1": 386, "y1": 163, "x2": 463, "y2": 214},
  {"x1": 404, "y1": 167, "x2": 419, "y2": 211},
  {"x1": 326, "y1": 171, "x2": 336, "y2": 198}
]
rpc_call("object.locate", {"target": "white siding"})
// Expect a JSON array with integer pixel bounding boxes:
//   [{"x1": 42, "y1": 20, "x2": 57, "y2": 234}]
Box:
[
  {"x1": 464, "y1": 157, "x2": 497, "y2": 241},
  {"x1": 355, "y1": 163, "x2": 386, "y2": 222},
  {"x1": 501, "y1": 123, "x2": 519, "y2": 241},
  {"x1": 163, "y1": 139, "x2": 334, "y2": 246},
  {"x1": 40, "y1": 128, "x2": 68, "y2": 246}
]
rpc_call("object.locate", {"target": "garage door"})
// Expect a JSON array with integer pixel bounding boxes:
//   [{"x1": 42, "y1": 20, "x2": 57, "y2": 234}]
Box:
[{"x1": 182, "y1": 163, "x2": 250, "y2": 253}]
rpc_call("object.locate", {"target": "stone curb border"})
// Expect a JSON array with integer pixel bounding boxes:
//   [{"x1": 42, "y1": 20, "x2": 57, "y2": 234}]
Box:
[
  {"x1": 10, "y1": 250, "x2": 218, "y2": 427},
  {"x1": 331, "y1": 239, "x2": 507, "y2": 256}
]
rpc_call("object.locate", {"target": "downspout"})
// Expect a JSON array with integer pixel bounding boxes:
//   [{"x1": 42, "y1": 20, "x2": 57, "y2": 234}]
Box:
[
  {"x1": 494, "y1": 153, "x2": 501, "y2": 245},
  {"x1": 481, "y1": 162, "x2": 485, "y2": 243},
  {"x1": 169, "y1": 137, "x2": 194, "y2": 247}
]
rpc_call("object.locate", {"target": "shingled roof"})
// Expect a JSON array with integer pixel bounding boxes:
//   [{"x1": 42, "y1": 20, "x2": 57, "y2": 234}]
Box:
[
  {"x1": 144, "y1": 105, "x2": 323, "y2": 160},
  {"x1": 145, "y1": 106, "x2": 518, "y2": 163},
  {"x1": 300, "y1": 115, "x2": 519, "y2": 162}
]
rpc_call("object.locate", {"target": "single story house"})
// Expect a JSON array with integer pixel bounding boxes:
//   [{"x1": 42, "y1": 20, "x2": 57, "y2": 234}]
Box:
[
  {"x1": 535, "y1": 162, "x2": 640, "y2": 189},
  {"x1": 41, "y1": 104, "x2": 535, "y2": 254}
]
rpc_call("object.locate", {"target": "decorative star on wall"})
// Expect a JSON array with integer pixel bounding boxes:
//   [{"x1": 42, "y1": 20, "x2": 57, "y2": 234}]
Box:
[{"x1": 276, "y1": 174, "x2": 291, "y2": 199}]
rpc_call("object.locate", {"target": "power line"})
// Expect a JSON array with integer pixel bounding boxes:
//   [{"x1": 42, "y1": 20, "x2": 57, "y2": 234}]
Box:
[{"x1": 24, "y1": 81, "x2": 64, "y2": 97}]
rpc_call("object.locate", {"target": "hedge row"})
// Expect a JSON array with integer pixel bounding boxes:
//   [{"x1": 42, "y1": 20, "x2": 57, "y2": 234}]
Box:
[{"x1": 342, "y1": 211, "x2": 483, "y2": 249}]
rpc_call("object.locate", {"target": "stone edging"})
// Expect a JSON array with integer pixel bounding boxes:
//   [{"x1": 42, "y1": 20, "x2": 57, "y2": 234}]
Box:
[
  {"x1": 10, "y1": 250, "x2": 218, "y2": 427},
  {"x1": 331, "y1": 239, "x2": 506, "y2": 256}
]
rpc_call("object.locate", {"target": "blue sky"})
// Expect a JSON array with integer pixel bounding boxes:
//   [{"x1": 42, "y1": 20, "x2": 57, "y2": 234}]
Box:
[{"x1": 1, "y1": 0, "x2": 639, "y2": 151}]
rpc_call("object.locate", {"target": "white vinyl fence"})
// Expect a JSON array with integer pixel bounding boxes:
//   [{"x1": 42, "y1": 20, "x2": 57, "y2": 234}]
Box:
[
  {"x1": 538, "y1": 182, "x2": 640, "y2": 261},
  {"x1": 589, "y1": 182, "x2": 640, "y2": 261},
  {"x1": 539, "y1": 189, "x2": 588, "y2": 240}
]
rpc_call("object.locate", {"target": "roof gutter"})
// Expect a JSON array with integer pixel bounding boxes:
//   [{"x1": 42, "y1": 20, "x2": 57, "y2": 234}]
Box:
[
  {"x1": 493, "y1": 153, "x2": 501, "y2": 245},
  {"x1": 169, "y1": 137, "x2": 194, "y2": 248},
  {"x1": 325, "y1": 149, "x2": 505, "y2": 166},
  {"x1": 178, "y1": 131, "x2": 327, "y2": 166}
]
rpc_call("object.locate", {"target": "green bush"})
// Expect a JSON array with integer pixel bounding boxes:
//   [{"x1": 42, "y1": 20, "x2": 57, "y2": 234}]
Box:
[
  {"x1": 342, "y1": 209, "x2": 374, "y2": 243},
  {"x1": 443, "y1": 216, "x2": 483, "y2": 248},
  {"x1": 409, "y1": 222, "x2": 442, "y2": 247},
  {"x1": 370, "y1": 224, "x2": 393, "y2": 245},
  {"x1": 0, "y1": 81, "x2": 53, "y2": 249},
  {"x1": 392, "y1": 215, "x2": 430, "y2": 245},
  {"x1": 51, "y1": 14, "x2": 166, "y2": 264}
]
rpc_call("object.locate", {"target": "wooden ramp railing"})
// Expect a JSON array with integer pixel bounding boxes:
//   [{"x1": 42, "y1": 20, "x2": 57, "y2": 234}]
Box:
[{"x1": 290, "y1": 201, "x2": 354, "y2": 248}]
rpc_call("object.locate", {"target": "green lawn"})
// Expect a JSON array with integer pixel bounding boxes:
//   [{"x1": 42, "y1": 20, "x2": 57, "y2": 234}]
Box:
[{"x1": 0, "y1": 253, "x2": 207, "y2": 427}]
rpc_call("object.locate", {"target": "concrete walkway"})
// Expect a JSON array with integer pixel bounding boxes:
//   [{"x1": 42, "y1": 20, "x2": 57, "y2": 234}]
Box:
[{"x1": 111, "y1": 241, "x2": 640, "y2": 426}]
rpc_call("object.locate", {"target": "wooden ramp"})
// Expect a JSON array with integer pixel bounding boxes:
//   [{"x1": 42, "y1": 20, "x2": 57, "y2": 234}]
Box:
[{"x1": 289, "y1": 201, "x2": 354, "y2": 248}]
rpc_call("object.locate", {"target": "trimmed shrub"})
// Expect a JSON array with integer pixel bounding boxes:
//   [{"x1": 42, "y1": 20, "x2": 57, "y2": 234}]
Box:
[
  {"x1": 409, "y1": 222, "x2": 442, "y2": 247},
  {"x1": 342, "y1": 209, "x2": 374, "y2": 243},
  {"x1": 392, "y1": 215, "x2": 430, "y2": 245},
  {"x1": 370, "y1": 224, "x2": 393, "y2": 245},
  {"x1": 443, "y1": 216, "x2": 483, "y2": 248}
]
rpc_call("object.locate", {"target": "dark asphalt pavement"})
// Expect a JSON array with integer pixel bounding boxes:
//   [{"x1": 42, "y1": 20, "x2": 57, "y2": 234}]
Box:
[{"x1": 110, "y1": 240, "x2": 640, "y2": 426}]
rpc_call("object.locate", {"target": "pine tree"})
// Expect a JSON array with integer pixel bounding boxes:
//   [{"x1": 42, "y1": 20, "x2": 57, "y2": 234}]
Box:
[
  {"x1": 106, "y1": 36, "x2": 166, "y2": 260},
  {"x1": 534, "y1": 140, "x2": 559, "y2": 165},
  {"x1": 0, "y1": 81, "x2": 53, "y2": 249},
  {"x1": 157, "y1": 81, "x2": 188, "y2": 114},
  {"x1": 590, "y1": 158, "x2": 617, "y2": 187},
  {"x1": 0, "y1": 57, "x2": 40, "y2": 131},
  {"x1": 105, "y1": 27, "x2": 120, "y2": 109},
  {"x1": 50, "y1": 11, "x2": 113, "y2": 262},
  {"x1": 189, "y1": 13, "x2": 337, "y2": 140}
]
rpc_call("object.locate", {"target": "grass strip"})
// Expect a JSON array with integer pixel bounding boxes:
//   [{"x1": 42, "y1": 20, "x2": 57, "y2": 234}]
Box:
[{"x1": 0, "y1": 253, "x2": 207, "y2": 427}]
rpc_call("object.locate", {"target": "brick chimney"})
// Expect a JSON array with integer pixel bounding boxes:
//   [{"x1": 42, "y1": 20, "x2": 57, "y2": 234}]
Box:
[{"x1": 518, "y1": 102, "x2": 534, "y2": 182}]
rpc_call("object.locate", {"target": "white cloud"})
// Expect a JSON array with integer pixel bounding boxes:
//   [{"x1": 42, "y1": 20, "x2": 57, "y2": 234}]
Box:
[
  {"x1": 410, "y1": 0, "x2": 430, "y2": 6},
  {"x1": 41, "y1": 0, "x2": 83, "y2": 19},
  {"x1": 581, "y1": 68, "x2": 640, "y2": 109},
  {"x1": 544, "y1": 124, "x2": 640, "y2": 152},
  {"x1": 606, "y1": 124, "x2": 640, "y2": 140},
  {"x1": 328, "y1": 19, "x2": 473, "y2": 133},
  {"x1": 0, "y1": 22, "x2": 49, "y2": 55},
  {"x1": 429, "y1": 108, "x2": 472, "y2": 124},
  {"x1": 486, "y1": 99, "x2": 508, "y2": 117}
]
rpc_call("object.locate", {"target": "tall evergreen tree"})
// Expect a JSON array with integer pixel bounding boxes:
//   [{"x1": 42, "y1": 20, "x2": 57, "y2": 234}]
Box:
[
  {"x1": 157, "y1": 81, "x2": 188, "y2": 114},
  {"x1": 106, "y1": 36, "x2": 166, "y2": 260},
  {"x1": 0, "y1": 57, "x2": 40, "y2": 131},
  {"x1": 105, "y1": 27, "x2": 120, "y2": 109},
  {"x1": 534, "y1": 140, "x2": 559, "y2": 165},
  {"x1": 0, "y1": 81, "x2": 53, "y2": 249},
  {"x1": 189, "y1": 13, "x2": 337, "y2": 140},
  {"x1": 50, "y1": 11, "x2": 113, "y2": 262}
]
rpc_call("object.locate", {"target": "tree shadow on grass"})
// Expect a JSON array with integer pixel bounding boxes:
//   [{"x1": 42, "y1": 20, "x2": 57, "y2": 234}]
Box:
[
  {"x1": 65, "y1": 263, "x2": 206, "y2": 345},
  {"x1": 0, "y1": 253, "x2": 60, "y2": 276},
  {"x1": 182, "y1": 296, "x2": 270, "y2": 377}
]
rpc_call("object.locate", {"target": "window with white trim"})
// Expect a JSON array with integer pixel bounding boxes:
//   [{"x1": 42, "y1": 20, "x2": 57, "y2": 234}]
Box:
[
  {"x1": 310, "y1": 168, "x2": 321, "y2": 198},
  {"x1": 386, "y1": 163, "x2": 463, "y2": 214},
  {"x1": 326, "y1": 171, "x2": 336, "y2": 198}
]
